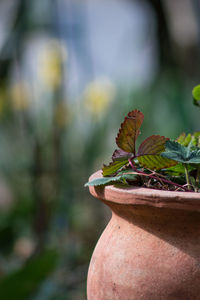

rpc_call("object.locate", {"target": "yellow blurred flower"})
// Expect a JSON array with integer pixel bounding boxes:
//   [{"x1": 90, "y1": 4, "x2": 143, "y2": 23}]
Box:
[
  {"x1": 11, "y1": 81, "x2": 30, "y2": 110},
  {"x1": 39, "y1": 40, "x2": 68, "y2": 89},
  {"x1": 84, "y1": 78, "x2": 115, "y2": 118}
]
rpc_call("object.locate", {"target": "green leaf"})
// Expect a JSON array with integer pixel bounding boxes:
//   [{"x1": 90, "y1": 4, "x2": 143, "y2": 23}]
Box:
[
  {"x1": 192, "y1": 84, "x2": 200, "y2": 101},
  {"x1": 176, "y1": 133, "x2": 192, "y2": 147},
  {"x1": 85, "y1": 173, "x2": 137, "y2": 187},
  {"x1": 137, "y1": 155, "x2": 176, "y2": 170},
  {"x1": 165, "y1": 140, "x2": 185, "y2": 153},
  {"x1": 176, "y1": 133, "x2": 186, "y2": 145},
  {"x1": 192, "y1": 85, "x2": 200, "y2": 107},
  {"x1": 186, "y1": 150, "x2": 200, "y2": 163},
  {"x1": 116, "y1": 109, "x2": 144, "y2": 154},
  {"x1": 102, "y1": 159, "x2": 129, "y2": 176},
  {"x1": 193, "y1": 132, "x2": 200, "y2": 148},
  {"x1": 161, "y1": 140, "x2": 187, "y2": 162},
  {"x1": 194, "y1": 131, "x2": 200, "y2": 138},
  {"x1": 0, "y1": 249, "x2": 58, "y2": 300},
  {"x1": 164, "y1": 163, "x2": 194, "y2": 176},
  {"x1": 137, "y1": 135, "x2": 176, "y2": 170},
  {"x1": 161, "y1": 140, "x2": 200, "y2": 164}
]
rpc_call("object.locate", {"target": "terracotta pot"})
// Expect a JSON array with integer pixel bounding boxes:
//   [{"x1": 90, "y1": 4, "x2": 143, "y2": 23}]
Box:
[{"x1": 87, "y1": 170, "x2": 200, "y2": 300}]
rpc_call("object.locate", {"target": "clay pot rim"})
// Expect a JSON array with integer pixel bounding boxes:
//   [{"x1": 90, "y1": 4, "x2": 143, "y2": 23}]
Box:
[{"x1": 88, "y1": 170, "x2": 200, "y2": 212}]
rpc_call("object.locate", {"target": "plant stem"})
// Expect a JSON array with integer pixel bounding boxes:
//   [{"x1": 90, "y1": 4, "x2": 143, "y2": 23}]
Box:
[
  {"x1": 183, "y1": 163, "x2": 191, "y2": 187},
  {"x1": 196, "y1": 165, "x2": 200, "y2": 190},
  {"x1": 128, "y1": 159, "x2": 190, "y2": 192}
]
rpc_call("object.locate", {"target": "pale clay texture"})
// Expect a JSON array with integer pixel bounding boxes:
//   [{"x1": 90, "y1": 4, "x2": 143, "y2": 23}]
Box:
[{"x1": 87, "y1": 171, "x2": 200, "y2": 300}]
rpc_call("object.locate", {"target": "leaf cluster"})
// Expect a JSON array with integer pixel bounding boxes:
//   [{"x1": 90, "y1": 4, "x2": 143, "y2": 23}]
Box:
[
  {"x1": 85, "y1": 84, "x2": 200, "y2": 191},
  {"x1": 161, "y1": 138, "x2": 200, "y2": 191},
  {"x1": 161, "y1": 140, "x2": 200, "y2": 164},
  {"x1": 102, "y1": 109, "x2": 176, "y2": 177}
]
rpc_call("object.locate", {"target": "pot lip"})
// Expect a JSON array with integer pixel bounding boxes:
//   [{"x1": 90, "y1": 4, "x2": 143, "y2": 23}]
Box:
[{"x1": 88, "y1": 170, "x2": 200, "y2": 212}]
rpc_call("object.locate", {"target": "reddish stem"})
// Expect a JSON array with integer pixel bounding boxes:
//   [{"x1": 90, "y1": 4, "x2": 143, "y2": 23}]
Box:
[{"x1": 128, "y1": 159, "x2": 190, "y2": 192}]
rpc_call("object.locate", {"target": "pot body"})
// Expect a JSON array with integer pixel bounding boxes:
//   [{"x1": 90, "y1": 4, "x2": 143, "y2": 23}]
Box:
[{"x1": 87, "y1": 202, "x2": 200, "y2": 300}]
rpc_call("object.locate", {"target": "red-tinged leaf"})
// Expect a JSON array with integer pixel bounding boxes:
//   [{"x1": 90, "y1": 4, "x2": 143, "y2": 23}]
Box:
[
  {"x1": 116, "y1": 110, "x2": 144, "y2": 154},
  {"x1": 102, "y1": 159, "x2": 129, "y2": 176},
  {"x1": 112, "y1": 149, "x2": 132, "y2": 161},
  {"x1": 137, "y1": 135, "x2": 169, "y2": 156},
  {"x1": 138, "y1": 155, "x2": 177, "y2": 170}
]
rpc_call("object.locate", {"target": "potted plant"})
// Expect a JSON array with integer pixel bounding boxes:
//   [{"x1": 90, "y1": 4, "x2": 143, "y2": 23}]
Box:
[{"x1": 85, "y1": 85, "x2": 200, "y2": 300}]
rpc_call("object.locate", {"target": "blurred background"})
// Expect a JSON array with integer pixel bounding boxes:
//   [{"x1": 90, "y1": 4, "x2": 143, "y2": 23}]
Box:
[{"x1": 0, "y1": 0, "x2": 199, "y2": 299}]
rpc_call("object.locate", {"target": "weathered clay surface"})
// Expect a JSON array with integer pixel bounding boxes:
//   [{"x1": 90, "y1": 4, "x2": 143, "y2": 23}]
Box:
[{"x1": 87, "y1": 170, "x2": 200, "y2": 300}]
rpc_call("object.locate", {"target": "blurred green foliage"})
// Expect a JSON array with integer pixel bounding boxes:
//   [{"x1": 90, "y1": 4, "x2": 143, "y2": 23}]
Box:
[{"x1": 0, "y1": 249, "x2": 58, "y2": 300}]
